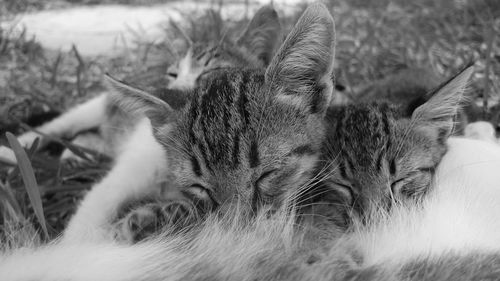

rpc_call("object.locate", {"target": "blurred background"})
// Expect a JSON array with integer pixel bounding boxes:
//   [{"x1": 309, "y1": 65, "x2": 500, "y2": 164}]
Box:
[{"x1": 0, "y1": 0, "x2": 499, "y2": 244}]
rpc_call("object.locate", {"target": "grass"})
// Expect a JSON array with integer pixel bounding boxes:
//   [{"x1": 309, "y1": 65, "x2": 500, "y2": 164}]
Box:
[{"x1": 0, "y1": 0, "x2": 499, "y2": 247}]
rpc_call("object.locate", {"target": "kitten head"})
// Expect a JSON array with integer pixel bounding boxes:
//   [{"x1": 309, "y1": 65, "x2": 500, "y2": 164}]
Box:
[
  {"x1": 166, "y1": 5, "x2": 282, "y2": 90},
  {"x1": 107, "y1": 4, "x2": 336, "y2": 215},
  {"x1": 323, "y1": 66, "x2": 473, "y2": 223}
]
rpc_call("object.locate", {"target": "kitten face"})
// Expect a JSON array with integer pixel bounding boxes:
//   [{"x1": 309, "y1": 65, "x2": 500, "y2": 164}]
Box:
[
  {"x1": 322, "y1": 66, "x2": 473, "y2": 222},
  {"x1": 164, "y1": 69, "x2": 323, "y2": 212},
  {"x1": 166, "y1": 5, "x2": 281, "y2": 90},
  {"x1": 107, "y1": 4, "x2": 336, "y2": 215},
  {"x1": 324, "y1": 104, "x2": 440, "y2": 218}
]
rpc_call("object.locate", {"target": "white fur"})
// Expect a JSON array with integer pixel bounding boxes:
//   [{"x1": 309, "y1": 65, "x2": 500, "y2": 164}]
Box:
[
  {"x1": 351, "y1": 137, "x2": 500, "y2": 266},
  {"x1": 63, "y1": 118, "x2": 167, "y2": 242},
  {"x1": 166, "y1": 49, "x2": 201, "y2": 90},
  {"x1": 464, "y1": 121, "x2": 498, "y2": 144},
  {"x1": 0, "y1": 94, "x2": 108, "y2": 164},
  {"x1": 0, "y1": 241, "x2": 167, "y2": 281}
]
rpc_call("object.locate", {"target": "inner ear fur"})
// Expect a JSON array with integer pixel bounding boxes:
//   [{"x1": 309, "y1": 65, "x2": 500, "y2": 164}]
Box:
[
  {"x1": 237, "y1": 5, "x2": 282, "y2": 66},
  {"x1": 265, "y1": 3, "x2": 336, "y2": 115},
  {"x1": 411, "y1": 65, "x2": 474, "y2": 140}
]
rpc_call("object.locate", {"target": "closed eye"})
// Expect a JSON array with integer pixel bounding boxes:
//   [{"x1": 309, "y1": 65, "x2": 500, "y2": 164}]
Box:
[
  {"x1": 391, "y1": 177, "x2": 406, "y2": 194},
  {"x1": 255, "y1": 169, "x2": 277, "y2": 189},
  {"x1": 418, "y1": 166, "x2": 435, "y2": 174},
  {"x1": 167, "y1": 72, "x2": 178, "y2": 78},
  {"x1": 392, "y1": 167, "x2": 434, "y2": 196},
  {"x1": 328, "y1": 181, "x2": 354, "y2": 204},
  {"x1": 189, "y1": 184, "x2": 219, "y2": 206},
  {"x1": 198, "y1": 67, "x2": 232, "y2": 80},
  {"x1": 251, "y1": 169, "x2": 278, "y2": 209}
]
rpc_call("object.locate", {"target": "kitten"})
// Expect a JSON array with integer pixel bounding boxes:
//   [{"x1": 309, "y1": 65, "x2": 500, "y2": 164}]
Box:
[
  {"x1": 62, "y1": 3, "x2": 336, "y2": 243},
  {"x1": 313, "y1": 65, "x2": 473, "y2": 226},
  {"x1": 0, "y1": 5, "x2": 282, "y2": 165}
]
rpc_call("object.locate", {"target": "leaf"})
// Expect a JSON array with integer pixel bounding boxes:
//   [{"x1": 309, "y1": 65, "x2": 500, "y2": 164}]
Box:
[
  {"x1": 6, "y1": 132, "x2": 49, "y2": 239},
  {"x1": 0, "y1": 182, "x2": 22, "y2": 217}
]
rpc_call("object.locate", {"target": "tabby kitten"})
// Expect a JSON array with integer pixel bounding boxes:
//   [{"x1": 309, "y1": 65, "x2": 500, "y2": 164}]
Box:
[
  {"x1": 315, "y1": 66, "x2": 473, "y2": 225},
  {"x1": 94, "y1": 3, "x2": 336, "y2": 242}
]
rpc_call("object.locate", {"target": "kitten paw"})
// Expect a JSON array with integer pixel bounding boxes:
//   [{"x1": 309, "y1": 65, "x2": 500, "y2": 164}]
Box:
[{"x1": 114, "y1": 200, "x2": 198, "y2": 243}]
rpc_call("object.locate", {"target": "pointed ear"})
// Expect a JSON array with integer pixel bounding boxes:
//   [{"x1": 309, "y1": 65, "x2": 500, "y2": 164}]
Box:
[
  {"x1": 104, "y1": 74, "x2": 173, "y2": 127},
  {"x1": 411, "y1": 65, "x2": 474, "y2": 140},
  {"x1": 265, "y1": 3, "x2": 335, "y2": 115},
  {"x1": 169, "y1": 19, "x2": 193, "y2": 49},
  {"x1": 237, "y1": 5, "x2": 282, "y2": 65}
]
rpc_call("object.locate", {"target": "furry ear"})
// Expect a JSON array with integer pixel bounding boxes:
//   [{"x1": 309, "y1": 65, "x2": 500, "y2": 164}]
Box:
[
  {"x1": 237, "y1": 5, "x2": 282, "y2": 65},
  {"x1": 169, "y1": 19, "x2": 193, "y2": 51},
  {"x1": 265, "y1": 3, "x2": 335, "y2": 115},
  {"x1": 411, "y1": 65, "x2": 474, "y2": 140},
  {"x1": 104, "y1": 74, "x2": 173, "y2": 127}
]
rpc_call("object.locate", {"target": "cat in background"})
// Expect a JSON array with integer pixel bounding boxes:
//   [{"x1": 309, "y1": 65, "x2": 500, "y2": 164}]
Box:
[
  {"x1": 0, "y1": 5, "x2": 282, "y2": 165},
  {"x1": 62, "y1": 2, "x2": 336, "y2": 243}
]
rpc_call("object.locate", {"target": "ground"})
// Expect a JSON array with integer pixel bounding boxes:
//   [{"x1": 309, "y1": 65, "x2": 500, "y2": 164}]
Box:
[{"x1": 0, "y1": 0, "x2": 499, "y2": 246}]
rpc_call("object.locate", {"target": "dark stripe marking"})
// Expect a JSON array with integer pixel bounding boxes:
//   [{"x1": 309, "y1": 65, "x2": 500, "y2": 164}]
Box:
[
  {"x1": 191, "y1": 156, "x2": 202, "y2": 177},
  {"x1": 249, "y1": 140, "x2": 260, "y2": 168}
]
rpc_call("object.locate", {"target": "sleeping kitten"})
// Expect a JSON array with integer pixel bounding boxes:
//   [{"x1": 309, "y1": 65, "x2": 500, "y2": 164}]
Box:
[
  {"x1": 62, "y1": 3, "x2": 336, "y2": 243},
  {"x1": 0, "y1": 5, "x2": 282, "y2": 165},
  {"x1": 312, "y1": 66, "x2": 473, "y2": 226}
]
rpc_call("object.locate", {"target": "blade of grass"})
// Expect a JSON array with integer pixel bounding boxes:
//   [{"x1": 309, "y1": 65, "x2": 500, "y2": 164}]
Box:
[
  {"x1": 0, "y1": 182, "x2": 22, "y2": 217},
  {"x1": 6, "y1": 137, "x2": 40, "y2": 183},
  {"x1": 6, "y1": 132, "x2": 49, "y2": 239}
]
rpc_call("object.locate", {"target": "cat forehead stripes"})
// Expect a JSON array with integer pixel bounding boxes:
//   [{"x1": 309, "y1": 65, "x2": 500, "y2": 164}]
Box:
[{"x1": 184, "y1": 69, "x2": 264, "y2": 171}]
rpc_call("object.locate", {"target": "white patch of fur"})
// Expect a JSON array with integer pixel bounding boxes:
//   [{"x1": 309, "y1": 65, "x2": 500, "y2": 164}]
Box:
[
  {"x1": 0, "y1": 242, "x2": 163, "y2": 281},
  {"x1": 351, "y1": 137, "x2": 500, "y2": 266},
  {"x1": 0, "y1": 211, "x2": 298, "y2": 281},
  {"x1": 464, "y1": 121, "x2": 498, "y2": 144},
  {"x1": 167, "y1": 49, "x2": 201, "y2": 90},
  {"x1": 63, "y1": 118, "x2": 167, "y2": 243}
]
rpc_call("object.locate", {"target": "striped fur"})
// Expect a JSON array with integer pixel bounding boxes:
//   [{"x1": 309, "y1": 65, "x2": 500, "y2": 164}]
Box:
[{"x1": 319, "y1": 66, "x2": 473, "y2": 223}]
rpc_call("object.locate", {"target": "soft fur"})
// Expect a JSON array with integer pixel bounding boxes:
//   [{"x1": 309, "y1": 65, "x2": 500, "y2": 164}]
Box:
[{"x1": 3, "y1": 137, "x2": 500, "y2": 280}]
